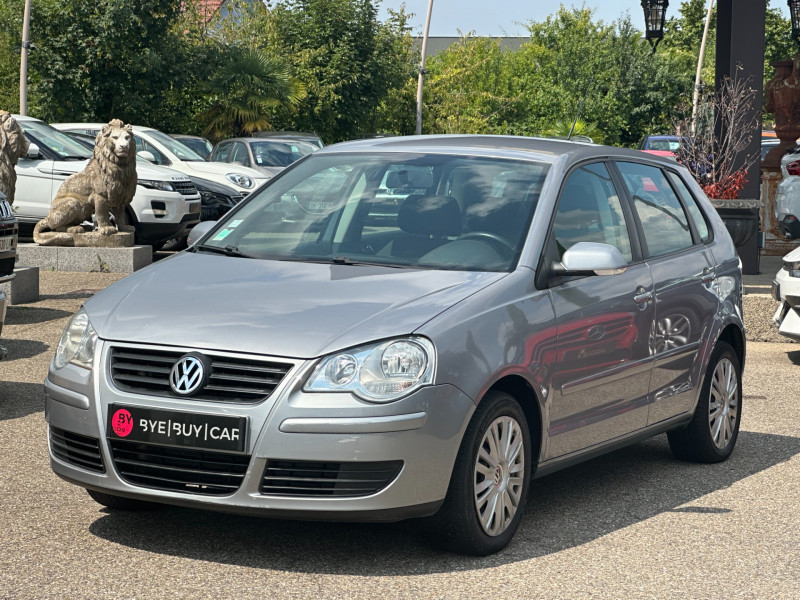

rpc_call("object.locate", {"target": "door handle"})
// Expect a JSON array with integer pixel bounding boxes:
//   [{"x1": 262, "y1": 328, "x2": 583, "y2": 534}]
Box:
[
  {"x1": 633, "y1": 290, "x2": 653, "y2": 304},
  {"x1": 702, "y1": 273, "x2": 715, "y2": 284}
]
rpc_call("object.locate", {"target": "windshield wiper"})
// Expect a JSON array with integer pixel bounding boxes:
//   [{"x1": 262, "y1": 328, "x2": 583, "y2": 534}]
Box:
[{"x1": 194, "y1": 244, "x2": 254, "y2": 258}]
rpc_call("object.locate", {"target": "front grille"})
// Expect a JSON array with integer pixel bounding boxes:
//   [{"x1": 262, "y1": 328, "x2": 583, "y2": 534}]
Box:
[
  {"x1": 173, "y1": 181, "x2": 198, "y2": 196},
  {"x1": 260, "y1": 460, "x2": 403, "y2": 497},
  {"x1": 0, "y1": 200, "x2": 12, "y2": 219},
  {"x1": 49, "y1": 427, "x2": 105, "y2": 473},
  {"x1": 109, "y1": 346, "x2": 292, "y2": 403},
  {"x1": 109, "y1": 439, "x2": 250, "y2": 495}
]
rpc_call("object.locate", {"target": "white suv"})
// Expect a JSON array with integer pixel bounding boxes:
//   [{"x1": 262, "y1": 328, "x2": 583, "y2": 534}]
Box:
[
  {"x1": 52, "y1": 123, "x2": 270, "y2": 196},
  {"x1": 14, "y1": 117, "x2": 201, "y2": 249}
]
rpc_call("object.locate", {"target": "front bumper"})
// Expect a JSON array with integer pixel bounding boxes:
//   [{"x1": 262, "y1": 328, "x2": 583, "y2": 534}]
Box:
[
  {"x1": 45, "y1": 340, "x2": 474, "y2": 521},
  {"x1": 773, "y1": 268, "x2": 800, "y2": 340}
]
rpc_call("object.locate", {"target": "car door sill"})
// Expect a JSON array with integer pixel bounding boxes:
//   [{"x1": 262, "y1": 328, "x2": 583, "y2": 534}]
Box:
[{"x1": 534, "y1": 412, "x2": 694, "y2": 479}]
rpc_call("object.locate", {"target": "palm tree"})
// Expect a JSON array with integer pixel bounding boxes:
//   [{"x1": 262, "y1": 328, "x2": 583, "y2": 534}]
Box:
[
  {"x1": 199, "y1": 48, "x2": 305, "y2": 140},
  {"x1": 541, "y1": 118, "x2": 604, "y2": 144}
]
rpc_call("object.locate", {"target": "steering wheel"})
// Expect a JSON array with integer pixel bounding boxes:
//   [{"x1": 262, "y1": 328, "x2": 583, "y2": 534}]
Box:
[{"x1": 458, "y1": 231, "x2": 514, "y2": 254}]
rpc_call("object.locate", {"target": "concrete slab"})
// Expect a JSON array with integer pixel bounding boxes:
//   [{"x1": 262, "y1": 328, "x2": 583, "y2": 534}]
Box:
[
  {"x1": 0, "y1": 267, "x2": 39, "y2": 305},
  {"x1": 16, "y1": 243, "x2": 152, "y2": 273}
]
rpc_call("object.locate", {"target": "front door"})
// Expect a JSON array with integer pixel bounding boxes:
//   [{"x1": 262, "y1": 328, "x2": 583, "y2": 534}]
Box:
[{"x1": 545, "y1": 162, "x2": 654, "y2": 459}]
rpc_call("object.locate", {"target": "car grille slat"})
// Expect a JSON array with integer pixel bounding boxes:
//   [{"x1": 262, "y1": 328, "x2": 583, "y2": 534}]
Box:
[
  {"x1": 109, "y1": 346, "x2": 292, "y2": 403},
  {"x1": 109, "y1": 439, "x2": 250, "y2": 495},
  {"x1": 49, "y1": 427, "x2": 105, "y2": 473},
  {"x1": 260, "y1": 460, "x2": 403, "y2": 497},
  {"x1": 173, "y1": 181, "x2": 198, "y2": 196}
]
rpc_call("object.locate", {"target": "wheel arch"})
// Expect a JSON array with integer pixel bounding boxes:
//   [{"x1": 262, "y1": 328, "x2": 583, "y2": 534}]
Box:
[
  {"x1": 717, "y1": 323, "x2": 746, "y2": 372},
  {"x1": 481, "y1": 374, "x2": 543, "y2": 467}
]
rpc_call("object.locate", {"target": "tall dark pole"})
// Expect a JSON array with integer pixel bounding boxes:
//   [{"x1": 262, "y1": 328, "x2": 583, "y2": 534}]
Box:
[{"x1": 714, "y1": 0, "x2": 766, "y2": 201}]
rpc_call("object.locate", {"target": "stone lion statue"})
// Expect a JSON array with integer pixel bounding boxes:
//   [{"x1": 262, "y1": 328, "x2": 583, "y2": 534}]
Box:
[
  {"x1": 0, "y1": 110, "x2": 30, "y2": 205},
  {"x1": 34, "y1": 119, "x2": 137, "y2": 246}
]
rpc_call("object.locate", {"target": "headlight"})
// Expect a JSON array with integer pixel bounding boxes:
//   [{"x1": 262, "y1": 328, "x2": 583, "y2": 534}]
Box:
[
  {"x1": 783, "y1": 260, "x2": 800, "y2": 277},
  {"x1": 304, "y1": 337, "x2": 436, "y2": 402},
  {"x1": 138, "y1": 179, "x2": 175, "y2": 192},
  {"x1": 54, "y1": 308, "x2": 97, "y2": 370},
  {"x1": 226, "y1": 173, "x2": 254, "y2": 189}
]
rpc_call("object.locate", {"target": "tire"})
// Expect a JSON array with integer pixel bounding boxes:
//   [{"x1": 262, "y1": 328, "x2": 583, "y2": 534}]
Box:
[
  {"x1": 429, "y1": 390, "x2": 532, "y2": 555},
  {"x1": 85, "y1": 488, "x2": 157, "y2": 511},
  {"x1": 667, "y1": 341, "x2": 741, "y2": 463}
]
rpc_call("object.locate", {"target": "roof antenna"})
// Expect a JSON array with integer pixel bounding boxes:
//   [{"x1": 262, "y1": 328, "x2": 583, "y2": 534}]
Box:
[{"x1": 568, "y1": 73, "x2": 596, "y2": 141}]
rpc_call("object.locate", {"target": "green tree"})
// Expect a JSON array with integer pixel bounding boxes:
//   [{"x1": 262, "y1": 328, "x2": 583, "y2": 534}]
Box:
[
  {"x1": 197, "y1": 48, "x2": 305, "y2": 140},
  {"x1": 263, "y1": 0, "x2": 414, "y2": 142},
  {"x1": 28, "y1": 0, "x2": 189, "y2": 127}
]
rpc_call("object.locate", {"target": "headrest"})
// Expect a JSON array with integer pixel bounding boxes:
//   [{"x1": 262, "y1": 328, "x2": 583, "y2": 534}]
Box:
[{"x1": 398, "y1": 195, "x2": 461, "y2": 237}]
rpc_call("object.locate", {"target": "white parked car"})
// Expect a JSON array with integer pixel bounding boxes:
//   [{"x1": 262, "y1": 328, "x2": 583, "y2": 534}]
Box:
[
  {"x1": 52, "y1": 123, "x2": 270, "y2": 196},
  {"x1": 774, "y1": 148, "x2": 800, "y2": 239},
  {"x1": 14, "y1": 117, "x2": 201, "y2": 249},
  {"x1": 773, "y1": 246, "x2": 800, "y2": 340}
]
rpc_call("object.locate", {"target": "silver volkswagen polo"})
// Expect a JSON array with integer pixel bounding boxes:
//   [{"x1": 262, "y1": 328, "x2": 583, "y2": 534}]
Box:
[{"x1": 45, "y1": 135, "x2": 745, "y2": 555}]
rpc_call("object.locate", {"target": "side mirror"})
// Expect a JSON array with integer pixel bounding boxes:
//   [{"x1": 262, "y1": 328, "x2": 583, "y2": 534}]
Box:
[
  {"x1": 557, "y1": 242, "x2": 628, "y2": 276},
  {"x1": 25, "y1": 143, "x2": 40, "y2": 159},
  {"x1": 137, "y1": 150, "x2": 157, "y2": 163},
  {"x1": 186, "y1": 220, "x2": 216, "y2": 247}
]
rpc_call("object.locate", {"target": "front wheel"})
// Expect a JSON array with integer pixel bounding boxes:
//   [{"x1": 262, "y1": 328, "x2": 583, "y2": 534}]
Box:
[
  {"x1": 430, "y1": 390, "x2": 532, "y2": 555},
  {"x1": 667, "y1": 341, "x2": 741, "y2": 463}
]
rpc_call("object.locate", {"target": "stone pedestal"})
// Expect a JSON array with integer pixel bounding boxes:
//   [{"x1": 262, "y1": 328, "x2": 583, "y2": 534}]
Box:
[
  {"x1": 711, "y1": 198, "x2": 761, "y2": 274},
  {"x1": 17, "y1": 243, "x2": 152, "y2": 273},
  {"x1": 0, "y1": 267, "x2": 39, "y2": 304}
]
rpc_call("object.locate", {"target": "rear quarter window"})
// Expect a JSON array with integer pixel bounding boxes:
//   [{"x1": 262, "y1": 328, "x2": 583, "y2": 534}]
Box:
[{"x1": 666, "y1": 171, "x2": 711, "y2": 242}]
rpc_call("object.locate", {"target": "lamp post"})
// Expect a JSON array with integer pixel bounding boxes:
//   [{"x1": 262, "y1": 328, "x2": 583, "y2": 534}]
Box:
[
  {"x1": 641, "y1": 0, "x2": 669, "y2": 52},
  {"x1": 790, "y1": 0, "x2": 800, "y2": 49},
  {"x1": 19, "y1": 0, "x2": 32, "y2": 115},
  {"x1": 415, "y1": 0, "x2": 434, "y2": 136}
]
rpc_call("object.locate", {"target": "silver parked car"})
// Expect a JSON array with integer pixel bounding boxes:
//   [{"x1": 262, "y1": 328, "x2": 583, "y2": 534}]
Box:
[{"x1": 45, "y1": 135, "x2": 745, "y2": 555}]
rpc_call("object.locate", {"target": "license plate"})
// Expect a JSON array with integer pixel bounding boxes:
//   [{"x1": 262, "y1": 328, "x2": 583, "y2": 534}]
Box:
[
  {"x1": 0, "y1": 237, "x2": 12, "y2": 252},
  {"x1": 188, "y1": 203, "x2": 201, "y2": 214},
  {"x1": 107, "y1": 405, "x2": 247, "y2": 452}
]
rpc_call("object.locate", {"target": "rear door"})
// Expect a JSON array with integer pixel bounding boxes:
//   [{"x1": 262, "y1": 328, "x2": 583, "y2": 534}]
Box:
[
  {"x1": 544, "y1": 161, "x2": 655, "y2": 459},
  {"x1": 613, "y1": 161, "x2": 719, "y2": 424}
]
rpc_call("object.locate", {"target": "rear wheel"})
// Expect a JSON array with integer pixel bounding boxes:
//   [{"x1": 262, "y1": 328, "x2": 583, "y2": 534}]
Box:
[
  {"x1": 85, "y1": 488, "x2": 157, "y2": 511},
  {"x1": 430, "y1": 390, "x2": 532, "y2": 555},
  {"x1": 667, "y1": 341, "x2": 741, "y2": 463}
]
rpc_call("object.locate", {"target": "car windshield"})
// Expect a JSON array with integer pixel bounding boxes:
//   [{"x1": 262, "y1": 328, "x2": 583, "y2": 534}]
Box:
[
  {"x1": 196, "y1": 152, "x2": 548, "y2": 272},
  {"x1": 251, "y1": 140, "x2": 316, "y2": 167},
  {"x1": 20, "y1": 121, "x2": 93, "y2": 160},
  {"x1": 146, "y1": 129, "x2": 206, "y2": 162}
]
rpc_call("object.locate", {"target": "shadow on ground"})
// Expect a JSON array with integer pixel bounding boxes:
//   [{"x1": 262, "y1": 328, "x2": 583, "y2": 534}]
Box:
[
  {"x1": 787, "y1": 350, "x2": 800, "y2": 366},
  {"x1": 87, "y1": 430, "x2": 800, "y2": 574},
  {"x1": 0, "y1": 381, "x2": 45, "y2": 420},
  {"x1": 0, "y1": 339, "x2": 50, "y2": 361},
  {"x1": 5, "y1": 306, "x2": 74, "y2": 326}
]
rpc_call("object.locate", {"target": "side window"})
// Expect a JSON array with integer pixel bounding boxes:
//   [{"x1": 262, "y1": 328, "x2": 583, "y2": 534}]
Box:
[
  {"x1": 666, "y1": 171, "x2": 711, "y2": 242},
  {"x1": 553, "y1": 162, "x2": 633, "y2": 262},
  {"x1": 134, "y1": 136, "x2": 168, "y2": 165},
  {"x1": 213, "y1": 142, "x2": 232, "y2": 162},
  {"x1": 617, "y1": 162, "x2": 694, "y2": 258},
  {"x1": 231, "y1": 143, "x2": 250, "y2": 167}
]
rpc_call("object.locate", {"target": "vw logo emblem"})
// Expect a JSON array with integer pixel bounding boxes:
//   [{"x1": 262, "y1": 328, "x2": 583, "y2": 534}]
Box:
[{"x1": 170, "y1": 355, "x2": 206, "y2": 396}]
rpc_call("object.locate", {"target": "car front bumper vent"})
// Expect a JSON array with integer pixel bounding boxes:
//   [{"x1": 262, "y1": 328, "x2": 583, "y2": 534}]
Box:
[
  {"x1": 109, "y1": 346, "x2": 292, "y2": 403},
  {"x1": 108, "y1": 439, "x2": 251, "y2": 495},
  {"x1": 49, "y1": 427, "x2": 105, "y2": 473},
  {"x1": 259, "y1": 459, "x2": 404, "y2": 497}
]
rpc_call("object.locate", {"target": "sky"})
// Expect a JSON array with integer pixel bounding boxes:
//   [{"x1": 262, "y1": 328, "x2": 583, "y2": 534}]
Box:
[{"x1": 379, "y1": 0, "x2": 791, "y2": 37}]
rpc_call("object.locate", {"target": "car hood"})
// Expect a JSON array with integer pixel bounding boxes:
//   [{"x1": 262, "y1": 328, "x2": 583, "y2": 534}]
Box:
[
  {"x1": 50, "y1": 159, "x2": 192, "y2": 183},
  {"x1": 179, "y1": 161, "x2": 269, "y2": 186},
  {"x1": 84, "y1": 253, "x2": 506, "y2": 359}
]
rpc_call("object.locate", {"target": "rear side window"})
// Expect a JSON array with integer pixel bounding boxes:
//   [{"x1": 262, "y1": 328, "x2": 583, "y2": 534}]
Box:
[
  {"x1": 666, "y1": 171, "x2": 711, "y2": 242},
  {"x1": 617, "y1": 162, "x2": 693, "y2": 258}
]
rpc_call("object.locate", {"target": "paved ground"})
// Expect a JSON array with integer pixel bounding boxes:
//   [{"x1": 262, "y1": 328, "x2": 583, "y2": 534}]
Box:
[{"x1": 1, "y1": 263, "x2": 798, "y2": 599}]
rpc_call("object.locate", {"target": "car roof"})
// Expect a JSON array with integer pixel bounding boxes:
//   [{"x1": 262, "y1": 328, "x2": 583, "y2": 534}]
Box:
[{"x1": 314, "y1": 134, "x2": 670, "y2": 165}]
